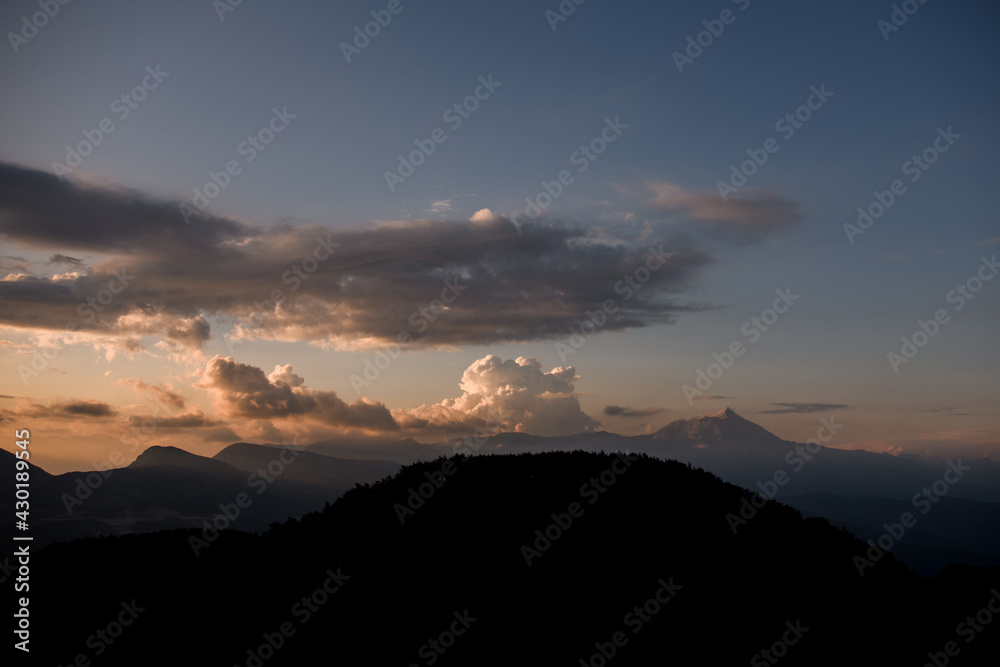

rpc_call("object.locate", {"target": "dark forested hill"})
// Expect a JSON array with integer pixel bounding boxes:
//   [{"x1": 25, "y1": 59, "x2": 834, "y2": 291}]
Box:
[{"x1": 20, "y1": 451, "x2": 1000, "y2": 666}]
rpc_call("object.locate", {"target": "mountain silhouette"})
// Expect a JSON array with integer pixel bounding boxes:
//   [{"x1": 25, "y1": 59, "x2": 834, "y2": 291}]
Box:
[
  {"x1": 306, "y1": 435, "x2": 438, "y2": 464},
  {"x1": 0, "y1": 444, "x2": 397, "y2": 547},
  {"x1": 214, "y1": 442, "x2": 399, "y2": 492},
  {"x1": 4, "y1": 410, "x2": 999, "y2": 578},
  {"x1": 129, "y1": 445, "x2": 239, "y2": 474},
  {"x1": 787, "y1": 492, "x2": 1000, "y2": 574}
]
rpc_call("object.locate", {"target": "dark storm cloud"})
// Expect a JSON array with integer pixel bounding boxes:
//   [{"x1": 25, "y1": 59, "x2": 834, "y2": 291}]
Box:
[
  {"x1": 0, "y1": 163, "x2": 796, "y2": 351},
  {"x1": 759, "y1": 403, "x2": 848, "y2": 414},
  {"x1": 0, "y1": 162, "x2": 248, "y2": 255}
]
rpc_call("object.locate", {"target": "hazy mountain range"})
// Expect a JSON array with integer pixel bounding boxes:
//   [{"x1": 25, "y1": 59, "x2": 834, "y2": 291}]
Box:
[{"x1": 3, "y1": 409, "x2": 998, "y2": 575}]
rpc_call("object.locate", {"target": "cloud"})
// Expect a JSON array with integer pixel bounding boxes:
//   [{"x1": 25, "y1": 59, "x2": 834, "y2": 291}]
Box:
[
  {"x1": 0, "y1": 163, "x2": 714, "y2": 354},
  {"x1": 0, "y1": 398, "x2": 118, "y2": 420},
  {"x1": 60, "y1": 400, "x2": 118, "y2": 417},
  {"x1": 125, "y1": 408, "x2": 233, "y2": 431},
  {"x1": 924, "y1": 407, "x2": 974, "y2": 417},
  {"x1": 469, "y1": 208, "x2": 499, "y2": 223},
  {"x1": 120, "y1": 378, "x2": 186, "y2": 409},
  {"x1": 759, "y1": 402, "x2": 848, "y2": 414},
  {"x1": 0, "y1": 162, "x2": 248, "y2": 254},
  {"x1": 641, "y1": 180, "x2": 801, "y2": 239},
  {"x1": 49, "y1": 253, "x2": 84, "y2": 267},
  {"x1": 428, "y1": 198, "x2": 455, "y2": 214},
  {"x1": 397, "y1": 355, "x2": 598, "y2": 437},
  {"x1": 0, "y1": 354, "x2": 603, "y2": 450},
  {"x1": 603, "y1": 405, "x2": 665, "y2": 418},
  {"x1": 693, "y1": 395, "x2": 736, "y2": 402},
  {"x1": 197, "y1": 356, "x2": 399, "y2": 432},
  {"x1": 194, "y1": 354, "x2": 599, "y2": 440},
  {"x1": 838, "y1": 429, "x2": 1000, "y2": 461}
]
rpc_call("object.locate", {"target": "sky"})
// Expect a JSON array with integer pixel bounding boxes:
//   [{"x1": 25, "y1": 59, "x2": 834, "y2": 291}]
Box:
[{"x1": 0, "y1": 0, "x2": 997, "y2": 473}]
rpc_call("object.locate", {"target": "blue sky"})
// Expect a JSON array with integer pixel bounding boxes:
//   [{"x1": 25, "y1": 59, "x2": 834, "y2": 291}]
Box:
[{"x1": 1, "y1": 0, "x2": 998, "y2": 471}]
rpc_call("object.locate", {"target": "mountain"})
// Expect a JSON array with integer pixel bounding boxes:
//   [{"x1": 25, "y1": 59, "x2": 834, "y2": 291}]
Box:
[
  {"x1": 0, "y1": 446, "x2": 55, "y2": 488},
  {"x1": 619, "y1": 409, "x2": 1000, "y2": 504},
  {"x1": 0, "y1": 443, "x2": 402, "y2": 547},
  {"x1": 214, "y1": 442, "x2": 400, "y2": 492},
  {"x1": 3, "y1": 451, "x2": 326, "y2": 545},
  {"x1": 420, "y1": 409, "x2": 1000, "y2": 576},
  {"x1": 25, "y1": 451, "x2": 1000, "y2": 665},
  {"x1": 436, "y1": 429, "x2": 637, "y2": 456},
  {"x1": 306, "y1": 435, "x2": 439, "y2": 464},
  {"x1": 649, "y1": 407, "x2": 789, "y2": 451},
  {"x1": 785, "y1": 492, "x2": 1000, "y2": 576},
  {"x1": 5, "y1": 410, "x2": 998, "y2": 578},
  {"x1": 129, "y1": 445, "x2": 239, "y2": 475},
  {"x1": 436, "y1": 407, "x2": 796, "y2": 461}
]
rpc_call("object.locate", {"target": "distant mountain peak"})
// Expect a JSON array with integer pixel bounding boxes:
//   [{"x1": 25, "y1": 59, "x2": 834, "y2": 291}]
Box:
[
  {"x1": 129, "y1": 445, "x2": 236, "y2": 474},
  {"x1": 650, "y1": 408, "x2": 784, "y2": 448}
]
